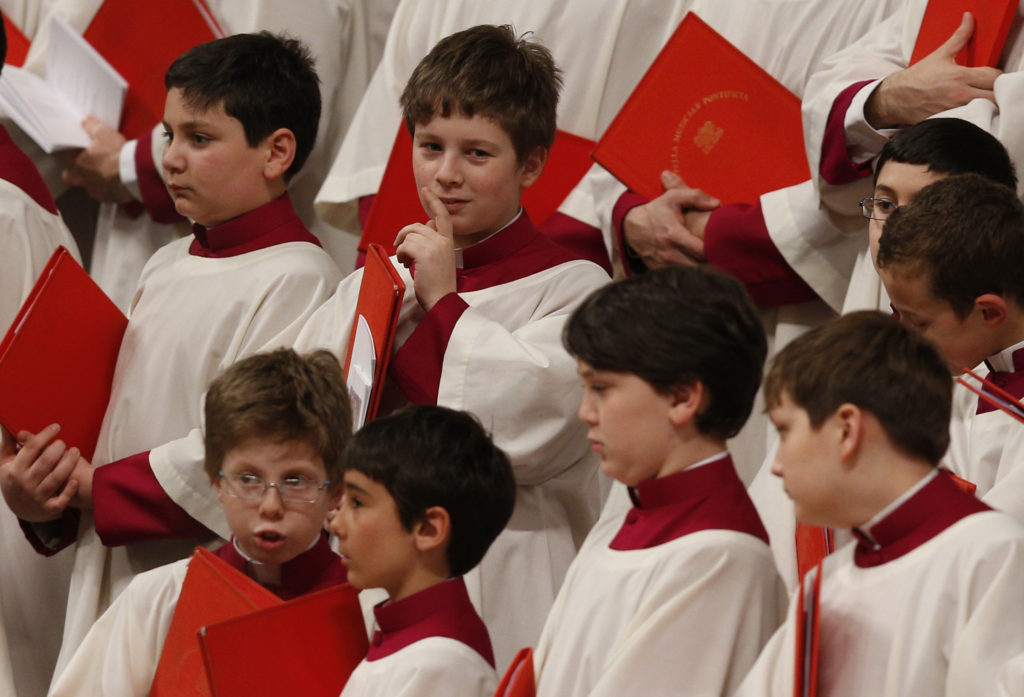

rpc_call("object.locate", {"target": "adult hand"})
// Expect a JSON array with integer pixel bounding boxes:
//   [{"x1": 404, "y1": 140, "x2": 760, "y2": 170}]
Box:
[
  {"x1": 394, "y1": 188, "x2": 458, "y2": 311},
  {"x1": 865, "y1": 12, "x2": 1001, "y2": 129},
  {"x1": 62, "y1": 116, "x2": 135, "y2": 204},
  {"x1": 623, "y1": 171, "x2": 720, "y2": 269},
  {"x1": 0, "y1": 424, "x2": 80, "y2": 522}
]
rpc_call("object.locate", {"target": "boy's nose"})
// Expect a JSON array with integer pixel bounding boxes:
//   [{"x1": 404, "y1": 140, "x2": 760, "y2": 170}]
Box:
[
  {"x1": 435, "y1": 153, "x2": 462, "y2": 187},
  {"x1": 162, "y1": 138, "x2": 185, "y2": 174},
  {"x1": 257, "y1": 485, "x2": 285, "y2": 517},
  {"x1": 577, "y1": 394, "x2": 597, "y2": 425},
  {"x1": 769, "y1": 459, "x2": 784, "y2": 479}
]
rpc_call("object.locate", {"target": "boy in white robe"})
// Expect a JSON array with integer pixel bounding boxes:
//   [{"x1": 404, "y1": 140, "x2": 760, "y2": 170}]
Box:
[
  {"x1": 0, "y1": 32, "x2": 342, "y2": 684},
  {"x1": 877, "y1": 173, "x2": 1024, "y2": 523},
  {"x1": 49, "y1": 349, "x2": 351, "y2": 697},
  {"x1": 736, "y1": 310, "x2": 1024, "y2": 697},
  {"x1": 330, "y1": 406, "x2": 516, "y2": 697},
  {"x1": 533, "y1": 266, "x2": 784, "y2": 697}
]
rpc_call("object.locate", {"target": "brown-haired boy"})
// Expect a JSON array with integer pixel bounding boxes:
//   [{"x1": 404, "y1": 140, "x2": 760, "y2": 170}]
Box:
[
  {"x1": 48, "y1": 348, "x2": 350, "y2": 696},
  {"x1": 737, "y1": 311, "x2": 1024, "y2": 696},
  {"x1": 877, "y1": 173, "x2": 1024, "y2": 520}
]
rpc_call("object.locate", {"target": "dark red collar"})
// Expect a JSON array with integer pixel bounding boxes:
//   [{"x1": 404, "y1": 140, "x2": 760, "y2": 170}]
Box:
[
  {"x1": 189, "y1": 193, "x2": 321, "y2": 258},
  {"x1": 852, "y1": 471, "x2": 990, "y2": 568},
  {"x1": 368, "y1": 576, "x2": 494, "y2": 667},
  {"x1": 213, "y1": 532, "x2": 346, "y2": 600},
  {"x1": 978, "y1": 346, "x2": 1024, "y2": 414},
  {"x1": 0, "y1": 124, "x2": 58, "y2": 215},
  {"x1": 454, "y1": 211, "x2": 592, "y2": 292},
  {"x1": 610, "y1": 454, "x2": 770, "y2": 551}
]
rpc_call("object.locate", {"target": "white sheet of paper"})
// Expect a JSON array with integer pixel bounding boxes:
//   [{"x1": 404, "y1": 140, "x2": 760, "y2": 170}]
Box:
[{"x1": 346, "y1": 315, "x2": 376, "y2": 431}]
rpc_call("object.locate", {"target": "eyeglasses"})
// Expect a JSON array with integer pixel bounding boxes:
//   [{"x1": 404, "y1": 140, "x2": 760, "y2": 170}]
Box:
[
  {"x1": 219, "y1": 471, "x2": 331, "y2": 505},
  {"x1": 859, "y1": 197, "x2": 899, "y2": 221}
]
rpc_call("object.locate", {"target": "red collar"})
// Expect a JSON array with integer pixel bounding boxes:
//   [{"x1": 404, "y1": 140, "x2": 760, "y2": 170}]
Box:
[
  {"x1": 368, "y1": 576, "x2": 494, "y2": 667},
  {"x1": 213, "y1": 532, "x2": 346, "y2": 600},
  {"x1": 189, "y1": 193, "x2": 321, "y2": 258},
  {"x1": 978, "y1": 347, "x2": 1024, "y2": 415},
  {"x1": 610, "y1": 454, "x2": 770, "y2": 550},
  {"x1": 852, "y1": 471, "x2": 990, "y2": 567},
  {"x1": 0, "y1": 124, "x2": 58, "y2": 215}
]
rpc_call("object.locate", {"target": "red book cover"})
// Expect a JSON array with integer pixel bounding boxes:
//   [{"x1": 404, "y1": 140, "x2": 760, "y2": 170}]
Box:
[
  {"x1": 84, "y1": 0, "x2": 223, "y2": 139},
  {"x1": 359, "y1": 126, "x2": 595, "y2": 255},
  {"x1": 591, "y1": 12, "x2": 810, "y2": 204},
  {"x1": 150, "y1": 548, "x2": 281, "y2": 697},
  {"x1": 342, "y1": 243, "x2": 405, "y2": 424},
  {"x1": 2, "y1": 11, "x2": 30, "y2": 67},
  {"x1": 909, "y1": 0, "x2": 1017, "y2": 67},
  {"x1": 794, "y1": 524, "x2": 833, "y2": 582},
  {"x1": 199, "y1": 583, "x2": 368, "y2": 697},
  {"x1": 494, "y1": 647, "x2": 535, "y2": 697},
  {"x1": 793, "y1": 563, "x2": 822, "y2": 697},
  {"x1": 0, "y1": 246, "x2": 126, "y2": 462}
]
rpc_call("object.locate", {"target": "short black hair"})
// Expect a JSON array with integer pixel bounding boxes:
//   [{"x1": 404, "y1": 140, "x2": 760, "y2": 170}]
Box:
[
  {"x1": 164, "y1": 32, "x2": 320, "y2": 180},
  {"x1": 344, "y1": 406, "x2": 515, "y2": 577},
  {"x1": 564, "y1": 266, "x2": 767, "y2": 439},
  {"x1": 874, "y1": 118, "x2": 1017, "y2": 190}
]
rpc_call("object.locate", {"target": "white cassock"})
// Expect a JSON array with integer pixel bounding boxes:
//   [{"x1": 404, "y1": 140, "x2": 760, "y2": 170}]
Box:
[
  {"x1": 150, "y1": 212, "x2": 609, "y2": 668},
  {"x1": 342, "y1": 579, "x2": 497, "y2": 697},
  {"x1": 737, "y1": 472, "x2": 1024, "y2": 697},
  {"x1": 48, "y1": 195, "x2": 342, "y2": 684},
  {"x1": 0, "y1": 124, "x2": 79, "y2": 697},
  {"x1": 534, "y1": 455, "x2": 785, "y2": 697}
]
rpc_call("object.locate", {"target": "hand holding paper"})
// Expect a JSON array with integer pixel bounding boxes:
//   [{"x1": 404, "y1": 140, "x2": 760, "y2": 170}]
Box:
[
  {"x1": 0, "y1": 424, "x2": 80, "y2": 522},
  {"x1": 395, "y1": 188, "x2": 458, "y2": 311},
  {"x1": 866, "y1": 12, "x2": 1001, "y2": 128},
  {"x1": 623, "y1": 170, "x2": 719, "y2": 269}
]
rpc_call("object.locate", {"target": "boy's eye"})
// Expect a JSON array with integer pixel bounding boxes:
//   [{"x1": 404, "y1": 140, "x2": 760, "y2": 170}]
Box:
[
  {"x1": 419, "y1": 141, "x2": 442, "y2": 152},
  {"x1": 468, "y1": 148, "x2": 491, "y2": 158},
  {"x1": 237, "y1": 472, "x2": 262, "y2": 486},
  {"x1": 190, "y1": 133, "x2": 210, "y2": 145},
  {"x1": 161, "y1": 130, "x2": 172, "y2": 143}
]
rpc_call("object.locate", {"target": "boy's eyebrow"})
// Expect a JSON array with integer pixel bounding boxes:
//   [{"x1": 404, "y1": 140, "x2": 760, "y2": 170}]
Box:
[
  {"x1": 343, "y1": 480, "x2": 369, "y2": 496},
  {"x1": 874, "y1": 183, "x2": 898, "y2": 198}
]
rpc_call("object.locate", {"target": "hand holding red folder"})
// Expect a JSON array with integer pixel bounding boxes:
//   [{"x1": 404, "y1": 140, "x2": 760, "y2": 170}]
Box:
[{"x1": 0, "y1": 423, "x2": 84, "y2": 522}]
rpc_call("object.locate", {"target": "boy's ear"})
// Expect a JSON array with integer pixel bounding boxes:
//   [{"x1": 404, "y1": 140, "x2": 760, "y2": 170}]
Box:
[
  {"x1": 834, "y1": 403, "x2": 864, "y2": 465},
  {"x1": 667, "y1": 381, "x2": 705, "y2": 427},
  {"x1": 413, "y1": 506, "x2": 450, "y2": 554},
  {"x1": 975, "y1": 293, "x2": 1009, "y2": 327},
  {"x1": 262, "y1": 127, "x2": 297, "y2": 181},
  {"x1": 517, "y1": 146, "x2": 548, "y2": 190}
]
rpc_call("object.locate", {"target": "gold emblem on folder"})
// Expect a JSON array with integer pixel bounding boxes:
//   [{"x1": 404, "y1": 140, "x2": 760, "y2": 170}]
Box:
[{"x1": 694, "y1": 120, "x2": 724, "y2": 155}]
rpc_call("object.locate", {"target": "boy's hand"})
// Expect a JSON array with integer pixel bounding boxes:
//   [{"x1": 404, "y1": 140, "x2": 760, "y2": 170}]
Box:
[
  {"x1": 624, "y1": 171, "x2": 720, "y2": 269},
  {"x1": 62, "y1": 116, "x2": 135, "y2": 205},
  {"x1": 0, "y1": 424, "x2": 81, "y2": 522},
  {"x1": 865, "y1": 13, "x2": 1001, "y2": 129},
  {"x1": 394, "y1": 188, "x2": 458, "y2": 311}
]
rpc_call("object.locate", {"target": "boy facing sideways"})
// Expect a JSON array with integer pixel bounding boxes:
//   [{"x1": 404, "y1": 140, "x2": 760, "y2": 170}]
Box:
[
  {"x1": 330, "y1": 405, "x2": 515, "y2": 697},
  {"x1": 736, "y1": 311, "x2": 1024, "y2": 697},
  {"x1": 0, "y1": 31, "x2": 343, "y2": 677},
  {"x1": 532, "y1": 267, "x2": 784, "y2": 697},
  {"x1": 878, "y1": 173, "x2": 1024, "y2": 519},
  {"x1": 294, "y1": 23, "x2": 610, "y2": 665},
  {"x1": 48, "y1": 348, "x2": 351, "y2": 697}
]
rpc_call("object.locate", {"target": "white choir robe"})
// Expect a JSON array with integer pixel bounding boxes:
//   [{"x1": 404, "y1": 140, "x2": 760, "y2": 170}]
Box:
[
  {"x1": 342, "y1": 639, "x2": 497, "y2": 697},
  {"x1": 737, "y1": 510, "x2": 1024, "y2": 697},
  {"x1": 148, "y1": 214, "x2": 610, "y2": 669},
  {"x1": 49, "y1": 199, "x2": 342, "y2": 685},
  {"x1": 0, "y1": 125, "x2": 80, "y2": 697}
]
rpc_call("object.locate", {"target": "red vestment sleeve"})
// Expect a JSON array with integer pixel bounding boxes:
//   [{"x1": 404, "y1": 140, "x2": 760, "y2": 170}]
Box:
[
  {"x1": 535, "y1": 212, "x2": 613, "y2": 274},
  {"x1": 18, "y1": 509, "x2": 81, "y2": 556},
  {"x1": 389, "y1": 292, "x2": 468, "y2": 405},
  {"x1": 92, "y1": 451, "x2": 212, "y2": 546},
  {"x1": 135, "y1": 129, "x2": 184, "y2": 224},
  {"x1": 818, "y1": 80, "x2": 876, "y2": 186}
]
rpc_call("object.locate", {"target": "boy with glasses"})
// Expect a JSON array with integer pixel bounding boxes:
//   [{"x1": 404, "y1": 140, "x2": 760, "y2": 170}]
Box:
[{"x1": 49, "y1": 349, "x2": 351, "y2": 696}]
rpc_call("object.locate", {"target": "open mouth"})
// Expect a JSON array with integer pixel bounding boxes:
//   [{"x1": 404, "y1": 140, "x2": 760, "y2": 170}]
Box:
[{"x1": 255, "y1": 531, "x2": 285, "y2": 550}]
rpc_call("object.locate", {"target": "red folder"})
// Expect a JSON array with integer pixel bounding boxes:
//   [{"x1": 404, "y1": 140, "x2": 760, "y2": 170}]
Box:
[
  {"x1": 150, "y1": 548, "x2": 281, "y2": 697},
  {"x1": 359, "y1": 126, "x2": 596, "y2": 255},
  {"x1": 199, "y1": 584, "x2": 368, "y2": 697},
  {"x1": 793, "y1": 563, "x2": 822, "y2": 697},
  {"x1": 794, "y1": 524, "x2": 834, "y2": 582},
  {"x1": 84, "y1": 0, "x2": 223, "y2": 139},
  {"x1": 0, "y1": 246, "x2": 126, "y2": 462},
  {"x1": 591, "y1": 12, "x2": 810, "y2": 204},
  {"x1": 342, "y1": 243, "x2": 405, "y2": 424},
  {"x1": 494, "y1": 647, "x2": 535, "y2": 697},
  {"x1": 909, "y1": 0, "x2": 1017, "y2": 67},
  {"x1": 2, "y1": 11, "x2": 30, "y2": 67}
]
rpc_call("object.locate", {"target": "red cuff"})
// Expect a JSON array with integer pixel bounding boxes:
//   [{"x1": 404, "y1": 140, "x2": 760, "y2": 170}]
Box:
[
  {"x1": 612, "y1": 191, "x2": 651, "y2": 276},
  {"x1": 358, "y1": 194, "x2": 376, "y2": 229},
  {"x1": 135, "y1": 130, "x2": 184, "y2": 224},
  {"x1": 704, "y1": 203, "x2": 818, "y2": 308},
  {"x1": 93, "y1": 451, "x2": 212, "y2": 547},
  {"x1": 819, "y1": 80, "x2": 876, "y2": 186},
  {"x1": 536, "y1": 212, "x2": 612, "y2": 274},
  {"x1": 18, "y1": 509, "x2": 81, "y2": 556},
  {"x1": 389, "y1": 293, "x2": 468, "y2": 404}
]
